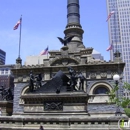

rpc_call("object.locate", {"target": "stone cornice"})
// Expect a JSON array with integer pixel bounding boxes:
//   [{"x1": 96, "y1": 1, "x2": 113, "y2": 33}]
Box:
[
  {"x1": 11, "y1": 62, "x2": 125, "y2": 75},
  {"x1": 21, "y1": 92, "x2": 89, "y2": 104},
  {"x1": 12, "y1": 60, "x2": 125, "y2": 70}
]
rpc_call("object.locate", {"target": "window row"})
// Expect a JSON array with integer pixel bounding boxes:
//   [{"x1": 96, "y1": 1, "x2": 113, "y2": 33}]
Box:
[{"x1": 0, "y1": 69, "x2": 10, "y2": 75}]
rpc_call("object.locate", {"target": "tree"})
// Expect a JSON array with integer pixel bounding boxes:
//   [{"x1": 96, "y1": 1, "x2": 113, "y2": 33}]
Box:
[{"x1": 108, "y1": 82, "x2": 130, "y2": 117}]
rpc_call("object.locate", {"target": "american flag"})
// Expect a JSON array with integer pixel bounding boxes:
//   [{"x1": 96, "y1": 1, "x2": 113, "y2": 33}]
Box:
[
  {"x1": 13, "y1": 17, "x2": 22, "y2": 30},
  {"x1": 40, "y1": 46, "x2": 49, "y2": 55},
  {"x1": 106, "y1": 11, "x2": 115, "y2": 22},
  {"x1": 106, "y1": 44, "x2": 113, "y2": 51}
]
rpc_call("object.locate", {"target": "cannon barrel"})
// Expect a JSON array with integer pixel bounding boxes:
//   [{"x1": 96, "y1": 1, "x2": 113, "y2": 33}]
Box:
[{"x1": 54, "y1": 70, "x2": 70, "y2": 83}]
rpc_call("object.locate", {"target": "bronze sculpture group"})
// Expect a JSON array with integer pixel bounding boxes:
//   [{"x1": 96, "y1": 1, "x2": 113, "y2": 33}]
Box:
[
  {"x1": 29, "y1": 67, "x2": 86, "y2": 93},
  {"x1": 68, "y1": 67, "x2": 86, "y2": 91},
  {"x1": 29, "y1": 71, "x2": 42, "y2": 92},
  {"x1": 0, "y1": 86, "x2": 13, "y2": 101}
]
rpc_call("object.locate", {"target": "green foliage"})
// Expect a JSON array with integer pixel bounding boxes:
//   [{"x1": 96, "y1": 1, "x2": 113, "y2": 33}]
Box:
[
  {"x1": 108, "y1": 82, "x2": 130, "y2": 117},
  {"x1": 107, "y1": 85, "x2": 119, "y2": 104},
  {"x1": 121, "y1": 98, "x2": 130, "y2": 108},
  {"x1": 123, "y1": 82, "x2": 130, "y2": 90},
  {"x1": 124, "y1": 108, "x2": 130, "y2": 117}
]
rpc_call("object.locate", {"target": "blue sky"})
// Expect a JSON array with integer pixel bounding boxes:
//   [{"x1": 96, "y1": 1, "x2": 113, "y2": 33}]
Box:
[{"x1": 0, "y1": 0, "x2": 110, "y2": 64}]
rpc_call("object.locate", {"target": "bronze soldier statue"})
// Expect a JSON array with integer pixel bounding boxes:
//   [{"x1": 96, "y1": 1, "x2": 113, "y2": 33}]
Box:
[{"x1": 29, "y1": 71, "x2": 34, "y2": 92}]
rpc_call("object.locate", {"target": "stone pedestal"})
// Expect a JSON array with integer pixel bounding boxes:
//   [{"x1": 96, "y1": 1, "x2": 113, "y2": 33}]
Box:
[{"x1": 21, "y1": 92, "x2": 89, "y2": 115}]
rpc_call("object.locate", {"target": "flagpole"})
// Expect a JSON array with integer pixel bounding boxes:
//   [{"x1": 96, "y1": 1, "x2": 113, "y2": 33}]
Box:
[
  {"x1": 113, "y1": 10, "x2": 117, "y2": 53},
  {"x1": 111, "y1": 40, "x2": 114, "y2": 58},
  {"x1": 106, "y1": 7, "x2": 115, "y2": 59},
  {"x1": 47, "y1": 46, "x2": 49, "y2": 58},
  {"x1": 111, "y1": 5, "x2": 116, "y2": 61},
  {"x1": 18, "y1": 15, "x2": 22, "y2": 58}
]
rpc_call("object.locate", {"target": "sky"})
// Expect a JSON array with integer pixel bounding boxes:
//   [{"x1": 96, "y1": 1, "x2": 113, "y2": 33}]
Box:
[{"x1": 0, "y1": 0, "x2": 110, "y2": 65}]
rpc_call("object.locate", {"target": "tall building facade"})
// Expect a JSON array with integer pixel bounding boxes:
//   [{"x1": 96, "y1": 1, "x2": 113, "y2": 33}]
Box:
[
  {"x1": 0, "y1": 64, "x2": 14, "y2": 89},
  {"x1": 106, "y1": 0, "x2": 130, "y2": 83},
  {"x1": 0, "y1": 49, "x2": 6, "y2": 65}
]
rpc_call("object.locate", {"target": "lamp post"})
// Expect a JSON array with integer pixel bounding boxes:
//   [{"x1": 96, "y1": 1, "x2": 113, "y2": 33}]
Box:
[{"x1": 113, "y1": 74, "x2": 122, "y2": 116}]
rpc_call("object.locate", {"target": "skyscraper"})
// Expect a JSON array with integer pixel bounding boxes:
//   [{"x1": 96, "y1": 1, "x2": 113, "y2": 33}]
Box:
[
  {"x1": 106, "y1": 0, "x2": 130, "y2": 83},
  {"x1": 0, "y1": 49, "x2": 6, "y2": 65}
]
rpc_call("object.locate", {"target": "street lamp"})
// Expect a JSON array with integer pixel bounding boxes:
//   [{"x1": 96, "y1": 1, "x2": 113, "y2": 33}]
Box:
[{"x1": 113, "y1": 74, "x2": 122, "y2": 116}]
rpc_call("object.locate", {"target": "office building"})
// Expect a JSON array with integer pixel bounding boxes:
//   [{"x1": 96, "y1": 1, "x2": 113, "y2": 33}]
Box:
[
  {"x1": 0, "y1": 64, "x2": 14, "y2": 101},
  {"x1": 92, "y1": 50, "x2": 104, "y2": 60},
  {"x1": 24, "y1": 55, "x2": 49, "y2": 66},
  {"x1": 0, "y1": 49, "x2": 6, "y2": 65},
  {"x1": 106, "y1": 0, "x2": 130, "y2": 83},
  {"x1": 0, "y1": 64, "x2": 14, "y2": 89}
]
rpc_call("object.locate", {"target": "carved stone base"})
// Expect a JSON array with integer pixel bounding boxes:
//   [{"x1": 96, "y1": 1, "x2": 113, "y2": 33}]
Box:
[{"x1": 21, "y1": 92, "x2": 89, "y2": 114}]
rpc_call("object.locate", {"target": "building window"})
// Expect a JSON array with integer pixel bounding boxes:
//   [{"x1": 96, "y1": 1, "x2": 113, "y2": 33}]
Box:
[
  {"x1": 5, "y1": 69, "x2": 8, "y2": 74},
  {"x1": 93, "y1": 86, "x2": 109, "y2": 94},
  {"x1": 1, "y1": 69, "x2": 4, "y2": 75}
]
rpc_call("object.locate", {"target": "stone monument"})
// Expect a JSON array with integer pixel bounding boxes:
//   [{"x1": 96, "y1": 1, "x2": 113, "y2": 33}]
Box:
[{"x1": 0, "y1": 0, "x2": 127, "y2": 130}]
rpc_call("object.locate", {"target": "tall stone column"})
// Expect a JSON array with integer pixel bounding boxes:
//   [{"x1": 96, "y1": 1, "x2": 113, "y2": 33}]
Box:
[
  {"x1": 67, "y1": 0, "x2": 80, "y2": 26},
  {"x1": 64, "y1": 0, "x2": 85, "y2": 51}
]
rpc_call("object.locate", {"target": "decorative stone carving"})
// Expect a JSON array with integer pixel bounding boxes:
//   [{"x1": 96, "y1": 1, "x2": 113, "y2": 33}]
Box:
[
  {"x1": 50, "y1": 57, "x2": 79, "y2": 66},
  {"x1": 19, "y1": 98, "x2": 25, "y2": 105},
  {"x1": 111, "y1": 72, "x2": 118, "y2": 76},
  {"x1": 100, "y1": 72, "x2": 107, "y2": 78},
  {"x1": 80, "y1": 48, "x2": 93, "y2": 55},
  {"x1": 62, "y1": 59, "x2": 69, "y2": 66},
  {"x1": 90, "y1": 73, "x2": 96, "y2": 79},
  {"x1": 18, "y1": 77, "x2": 23, "y2": 82},
  {"x1": 44, "y1": 102, "x2": 63, "y2": 111}
]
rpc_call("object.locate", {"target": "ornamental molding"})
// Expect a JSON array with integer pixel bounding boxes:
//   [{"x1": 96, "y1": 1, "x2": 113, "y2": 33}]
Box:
[
  {"x1": 100, "y1": 72, "x2": 107, "y2": 78},
  {"x1": 50, "y1": 57, "x2": 80, "y2": 66},
  {"x1": 111, "y1": 72, "x2": 118, "y2": 76},
  {"x1": 44, "y1": 102, "x2": 63, "y2": 111}
]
